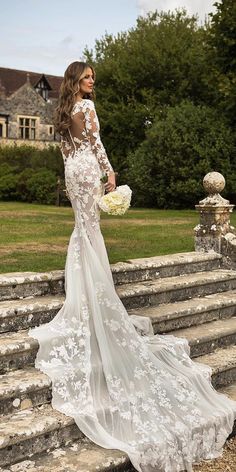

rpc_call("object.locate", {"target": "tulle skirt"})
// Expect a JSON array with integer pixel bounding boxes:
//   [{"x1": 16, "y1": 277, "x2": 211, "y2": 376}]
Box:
[{"x1": 29, "y1": 169, "x2": 236, "y2": 472}]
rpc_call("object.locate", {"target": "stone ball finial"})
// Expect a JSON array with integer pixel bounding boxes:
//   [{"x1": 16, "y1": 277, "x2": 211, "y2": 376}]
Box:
[{"x1": 203, "y1": 172, "x2": 225, "y2": 195}]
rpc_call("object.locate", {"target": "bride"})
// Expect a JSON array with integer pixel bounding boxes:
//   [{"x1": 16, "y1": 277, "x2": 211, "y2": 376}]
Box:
[{"x1": 29, "y1": 61, "x2": 236, "y2": 472}]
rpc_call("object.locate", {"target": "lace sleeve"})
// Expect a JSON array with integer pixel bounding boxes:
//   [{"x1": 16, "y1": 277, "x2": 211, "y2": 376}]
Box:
[{"x1": 84, "y1": 101, "x2": 114, "y2": 176}]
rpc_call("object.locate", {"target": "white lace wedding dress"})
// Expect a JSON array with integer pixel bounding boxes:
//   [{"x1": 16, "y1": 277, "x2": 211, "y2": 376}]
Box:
[{"x1": 29, "y1": 99, "x2": 236, "y2": 472}]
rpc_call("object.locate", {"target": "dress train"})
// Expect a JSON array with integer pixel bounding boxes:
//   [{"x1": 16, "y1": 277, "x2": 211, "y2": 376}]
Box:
[{"x1": 29, "y1": 196, "x2": 236, "y2": 472}]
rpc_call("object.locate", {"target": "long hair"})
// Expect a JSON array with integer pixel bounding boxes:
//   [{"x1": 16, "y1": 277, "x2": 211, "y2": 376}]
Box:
[{"x1": 54, "y1": 61, "x2": 95, "y2": 136}]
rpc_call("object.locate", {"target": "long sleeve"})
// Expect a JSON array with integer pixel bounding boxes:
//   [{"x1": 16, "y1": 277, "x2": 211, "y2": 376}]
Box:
[{"x1": 84, "y1": 101, "x2": 114, "y2": 176}]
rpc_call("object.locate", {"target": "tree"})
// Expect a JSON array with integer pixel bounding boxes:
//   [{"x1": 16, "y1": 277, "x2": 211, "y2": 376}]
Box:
[
  {"x1": 85, "y1": 10, "x2": 214, "y2": 182},
  {"x1": 208, "y1": 0, "x2": 236, "y2": 123},
  {"x1": 127, "y1": 101, "x2": 236, "y2": 208}
]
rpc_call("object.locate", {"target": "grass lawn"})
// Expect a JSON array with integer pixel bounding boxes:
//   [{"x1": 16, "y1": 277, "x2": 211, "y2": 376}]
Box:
[{"x1": 1, "y1": 201, "x2": 235, "y2": 274}]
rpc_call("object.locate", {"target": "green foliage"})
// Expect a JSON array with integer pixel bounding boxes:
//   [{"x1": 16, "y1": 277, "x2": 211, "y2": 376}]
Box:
[
  {"x1": 86, "y1": 10, "x2": 215, "y2": 183},
  {"x1": 26, "y1": 169, "x2": 58, "y2": 205},
  {"x1": 208, "y1": 0, "x2": 236, "y2": 123},
  {"x1": 0, "y1": 145, "x2": 64, "y2": 204},
  {"x1": 30, "y1": 147, "x2": 64, "y2": 175},
  {"x1": 16, "y1": 168, "x2": 35, "y2": 202},
  {"x1": 0, "y1": 166, "x2": 58, "y2": 204},
  {"x1": 91, "y1": 10, "x2": 211, "y2": 105},
  {"x1": 0, "y1": 145, "x2": 64, "y2": 176},
  {"x1": 127, "y1": 101, "x2": 236, "y2": 208},
  {"x1": 0, "y1": 173, "x2": 19, "y2": 201},
  {"x1": 0, "y1": 163, "x2": 18, "y2": 176},
  {"x1": 0, "y1": 145, "x2": 35, "y2": 171},
  {"x1": 210, "y1": 0, "x2": 236, "y2": 74},
  {"x1": 84, "y1": 8, "x2": 236, "y2": 207}
]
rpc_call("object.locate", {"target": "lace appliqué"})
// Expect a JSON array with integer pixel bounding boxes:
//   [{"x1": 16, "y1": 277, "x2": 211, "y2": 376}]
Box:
[{"x1": 29, "y1": 98, "x2": 236, "y2": 472}]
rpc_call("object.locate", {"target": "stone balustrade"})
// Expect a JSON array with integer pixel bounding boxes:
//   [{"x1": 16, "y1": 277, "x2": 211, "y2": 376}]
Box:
[{"x1": 195, "y1": 171, "x2": 236, "y2": 267}]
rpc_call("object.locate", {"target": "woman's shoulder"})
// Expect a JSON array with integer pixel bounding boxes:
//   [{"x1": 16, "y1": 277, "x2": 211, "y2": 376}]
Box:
[{"x1": 72, "y1": 99, "x2": 95, "y2": 115}]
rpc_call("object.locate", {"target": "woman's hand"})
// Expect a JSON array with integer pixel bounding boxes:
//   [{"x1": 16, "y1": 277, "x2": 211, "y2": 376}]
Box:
[{"x1": 105, "y1": 172, "x2": 116, "y2": 192}]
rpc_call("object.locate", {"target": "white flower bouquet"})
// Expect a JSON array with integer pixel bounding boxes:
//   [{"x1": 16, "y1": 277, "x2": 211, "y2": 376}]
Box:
[{"x1": 98, "y1": 185, "x2": 132, "y2": 215}]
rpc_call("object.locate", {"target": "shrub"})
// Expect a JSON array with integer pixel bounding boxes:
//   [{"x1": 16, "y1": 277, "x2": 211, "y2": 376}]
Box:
[
  {"x1": 0, "y1": 145, "x2": 63, "y2": 176},
  {"x1": 0, "y1": 173, "x2": 19, "y2": 200},
  {"x1": 0, "y1": 145, "x2": 64, "y2": 204},
  {"x1": 26, "y1": 169, "x2": 57, "y2": 204},
  {"x1": 0, "y1": 163, "x2": 18, "y2": 176},
  {"x1": 16, "y1": 169, "x2": 35, "y2": 202}
]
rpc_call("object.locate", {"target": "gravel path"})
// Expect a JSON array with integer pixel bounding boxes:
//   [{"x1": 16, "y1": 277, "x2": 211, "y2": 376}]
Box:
[{"x1": 193, "y1": 437, "x2": 236, "y2": 472}]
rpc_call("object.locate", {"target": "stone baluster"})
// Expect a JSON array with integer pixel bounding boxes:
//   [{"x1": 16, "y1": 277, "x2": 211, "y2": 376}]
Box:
[{"x1": 194, "y1": 172, "x2": 235, "y2": 259}]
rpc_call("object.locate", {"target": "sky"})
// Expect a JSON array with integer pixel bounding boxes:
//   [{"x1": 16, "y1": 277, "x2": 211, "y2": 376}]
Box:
[{"x1": 0, "y1": 0, "x2": 217, "y2": 77}]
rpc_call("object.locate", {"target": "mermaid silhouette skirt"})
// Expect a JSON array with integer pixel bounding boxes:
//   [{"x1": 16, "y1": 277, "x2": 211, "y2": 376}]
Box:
[{"x1": 29, "y1": 150, "x2": 236, "y2": 472}]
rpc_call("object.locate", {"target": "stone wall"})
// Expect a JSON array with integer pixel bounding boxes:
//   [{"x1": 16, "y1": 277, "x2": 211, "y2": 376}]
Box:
[{"x1": 0, "y1": 80, "x2": 58, "y2": 142}]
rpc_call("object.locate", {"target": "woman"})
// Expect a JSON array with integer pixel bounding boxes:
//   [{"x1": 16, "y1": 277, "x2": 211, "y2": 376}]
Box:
[{"x1": 29, "y1": 61, "x2": 236, "y2": 472}]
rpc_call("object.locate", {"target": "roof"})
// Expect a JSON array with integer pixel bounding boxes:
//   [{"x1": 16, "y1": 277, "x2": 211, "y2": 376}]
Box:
[{"x1": 0, "y1": 67, "x2": 63, "y2": 99}]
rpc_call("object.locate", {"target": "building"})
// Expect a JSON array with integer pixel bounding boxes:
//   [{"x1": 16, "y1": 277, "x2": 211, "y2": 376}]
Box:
[{"x1": 0, "y1": 67, "x2": 63, "y2": 147}]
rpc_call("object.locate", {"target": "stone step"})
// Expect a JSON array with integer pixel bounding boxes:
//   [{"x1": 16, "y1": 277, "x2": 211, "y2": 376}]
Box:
[
  {"x1": 117, "y1": 269, "x2": 236, "y2": 309},
  {"x1": 129, "y1": 290, "x2": 236, "y2": 333},
  {"x1": 113, "y1": 252, "x2": 222, "y2": 284},
  {"x1": 3, "y1": 288, "x2": 236, "y2": 335},
  {"x1": 1, "y1": 345, "x2": 236, "y2": 416},
  {"x1": 172, "y1": 317, "x2": 236, "y2": 357},
  {"x1": 0, "y1": 331, "x2": 38, "y2": 374},
  {"x1": 219, "y1": 383, "x2": 236, "y2": 437},
  {"x1": 0, "y1": 404, "x2": 83, "y2": 467},
  {"x1": 1, "y1": 316, "x2": 236, "y2": 375},
  {"x1": 0, "y1": 367, "x2": 51, "y2": 415},
  {"x1": 0, "y1": 296, "x2": 64, "y2": 333},
  {"x1": 198, "y1": 345, "x2": 236, "y2": 388},
  {"x1": 0, "y1": 437, "x2": 131, "y2": 472},
  {"x1": 0, "y1": 252, "x2": 222, "y2": 301},
  {"x1": 219, "y1": 383, "x2": 236, "y2": 402},
  {"x1": 0, "y1": 382, "x2": 235, "y2": 469},
  {"x1": 0, "y1": 271, "x2": 65, "y2": 302}
]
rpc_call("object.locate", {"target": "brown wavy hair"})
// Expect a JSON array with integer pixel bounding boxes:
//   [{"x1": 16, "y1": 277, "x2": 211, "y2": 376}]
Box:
[{"x1": 54, "y1": 61, "x2": 95, "y2": 136}]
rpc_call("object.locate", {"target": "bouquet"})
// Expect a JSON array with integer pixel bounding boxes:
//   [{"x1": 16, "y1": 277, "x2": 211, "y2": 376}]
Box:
[{"x1": 98, "y1": 184, "x2": 132, "y2": 215}]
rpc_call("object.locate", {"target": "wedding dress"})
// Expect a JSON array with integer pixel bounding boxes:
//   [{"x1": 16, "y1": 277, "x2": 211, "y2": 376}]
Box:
[{"x1": 29, "y1": 98, "x2": 236, "y2": 472}]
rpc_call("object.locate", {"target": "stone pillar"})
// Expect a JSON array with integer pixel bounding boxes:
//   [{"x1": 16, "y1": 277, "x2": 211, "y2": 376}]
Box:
[{"x1": 194, "y1": 172, "x2": 235, "y2": 253}]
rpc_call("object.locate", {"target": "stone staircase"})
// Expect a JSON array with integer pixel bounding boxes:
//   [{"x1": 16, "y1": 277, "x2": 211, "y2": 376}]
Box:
[{"x1": 0, "y1": 251, "x2": 236, "y2": 472}]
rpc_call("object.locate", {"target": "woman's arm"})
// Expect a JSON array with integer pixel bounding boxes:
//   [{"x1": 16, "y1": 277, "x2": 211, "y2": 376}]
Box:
[
  {"x1": 84, "y1": 101, "x2": 114, "y2": 177},
  {"x1": 71, "y1": 100, "x2": 116, "y2": 191}
]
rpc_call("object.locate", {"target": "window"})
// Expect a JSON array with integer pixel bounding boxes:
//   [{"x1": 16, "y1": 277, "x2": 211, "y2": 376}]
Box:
[
  {"x1": 19, "y1": 117, "x2": 36, "y2": 140},
  {"x1": 35, "y1": 79, "x2": 49, "y2": 100},
  {"x1": 0, "y1": 118, "x2": 7, "y2": 138},
  {"x1": 49, "y1": 126, "x2": 53, "y2": 135}
]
